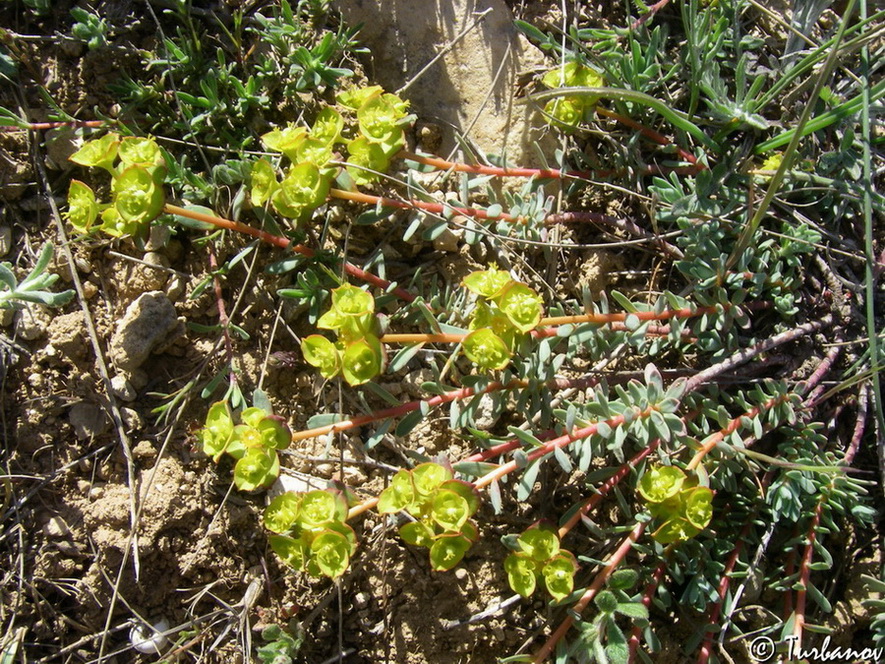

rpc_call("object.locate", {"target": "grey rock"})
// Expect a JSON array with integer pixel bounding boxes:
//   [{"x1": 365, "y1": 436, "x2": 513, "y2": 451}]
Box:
[
  {"x1": 69, "y1": 402, "x2": 110, "y2": 440},
  {"x1": 109, "y1": 292, "x2": 181, "y2": 370},
  {"x1": 472, "y1": 392, "x2": 500, "y2": 430},
  {"x1": 433, "y1": 226, "x2": 462, "y2": 253},
  {"x1": 110, "y1": 374, "x2": 137, "y2": 401},
  {"x1": 15, "y1": 302, "x2": 51, "y2": 340},
  {"x1": 43, "y1": 515, "x2": 70, "y2": 538}
]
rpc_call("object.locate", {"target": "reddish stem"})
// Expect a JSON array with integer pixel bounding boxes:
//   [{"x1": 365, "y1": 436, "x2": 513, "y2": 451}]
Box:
[
  {"x1": 1, "y1": 119, "x2": 107, "y2": 132},
  {"x1": 532, "y1": 521, "x2": 647, "y2": 663},
  {"x1": 330, "y1": 187, "x2": 520, "y2": 223},
  {"x1": 473, "y1": 408, "x2": 655, "y2": 490},
  {"x1": 792, "y1": 498, "x2": 824, "y2": 651},
  {"x1": 558, "y1": 440, "x2": 660, "y2": 539},
  {"x1": 686, "y1": 394, "x2": 792, "y2": 471},
  {"x1": 398, "y1": 150, "x2": 591, "y2": 180},
  {"x1": 381, "y1": 321, "x2": 691, "y2": 346},
  {"x1": 627, "y1": 557, "x2": 670, "y2": 662},
  {"x1": 630, "y1": 0, "x2": 672, "y2": 30},
  {"x1": 845, "y1": 383, "x2": 868, "y2": 464},
  {"x1": 207, "y1": 246, "x2": 238, "y2": 390},
  {"x1": 595, "y1": 105, "x2": 700, "y2": 167},
  {"x1": 163, "y1": 204, "x2": 415, "y2": 302}
]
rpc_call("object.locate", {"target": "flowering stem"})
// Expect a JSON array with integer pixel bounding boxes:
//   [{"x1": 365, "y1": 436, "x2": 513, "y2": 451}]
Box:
[
  {"x1": 532, "y1": 521, "x2": 647, "y2": 663},
  {"x1": 627, "y1": 557, "x2": 670, "y2": 663},
  {"x1": 329, "y1": 187, "x2": 520, "y2": 223},
  {"x1": 397, "y1": 150, "x2": 591, "y2": 180},
  {"x1": 162, "y1": 204, "x2": 415, "y2": 302},
  {"x1": 558, "y1": 441, "x2": 660, "y2": 540},
  {"x1": 792, "y1": 497, "x2": 825, "y2": 652}
]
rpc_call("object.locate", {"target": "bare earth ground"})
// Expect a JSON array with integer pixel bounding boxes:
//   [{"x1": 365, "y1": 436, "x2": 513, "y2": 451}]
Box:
[{"x1": 0, "y1": 2, "x2": 881, "y2": 664}]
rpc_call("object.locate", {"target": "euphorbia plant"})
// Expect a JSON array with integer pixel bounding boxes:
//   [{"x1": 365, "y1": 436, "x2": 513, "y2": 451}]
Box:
[
  {"x1": 504, "y1": 522, "x2": 578, "y2": 602},
  {"x1": 377, "y1": 462, "x2": 481, "y2": 571},
  {"x1": 301, "y1": 283, "x2": 385, "y2": 386},
  {"x1": 637, "y1": 465, "x2": 713, "y2": 544},
  {"x1": 65, "y1": 133, "x2": 167, "y2": 237},
  {"x1": 198, "y1": 400, "x2": 292, "y2": 491},
  {"x1": 264, "y1": 489, "x2": 357, "y2": 578},
  {"x1": 462, "y1": 268, "x2": 544, "y2": 370}
]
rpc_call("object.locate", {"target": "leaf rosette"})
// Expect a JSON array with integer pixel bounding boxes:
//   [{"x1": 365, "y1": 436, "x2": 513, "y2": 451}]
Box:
[
  {"x1": 109, "y1": 165, "x2": 165, "y2": 230},
  {"x1": 341, "y1": 336, "x2": 385, "y2": 386}
]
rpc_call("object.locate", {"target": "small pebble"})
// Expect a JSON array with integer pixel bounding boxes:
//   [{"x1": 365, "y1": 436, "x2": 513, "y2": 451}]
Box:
[
  {"x1": 82, "y1": 281, "x2": 98, "y2": 299},
  {"x1": 454, "y1": 568, "x2": 468, "y2": 581},
  {"x1": 111, "y1": 375, "x2": 137, "y2": 401},
  {"x1": 132, "y1": 440, "x2": 157, "y2": 460},
  {"x1": 121, "y1": 407, "x2": 144, "y2": 431},
  {"x1": 15, "y1": 302, "x2": 51, "y2": 340},
  {"x1": 43, "y1": 516, "x2": 70, "y2": 537},
  {"x1": 55, "y1": 540, "x2": 80, "y2": 556},
  {"x1": 69, "y1": 402, "x2": 110, "y2": 440}
]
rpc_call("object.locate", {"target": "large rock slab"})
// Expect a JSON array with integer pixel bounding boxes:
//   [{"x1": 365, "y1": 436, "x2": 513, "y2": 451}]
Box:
[{"x1": 334, "y1": 0, "x2": 553, "y2": 166}]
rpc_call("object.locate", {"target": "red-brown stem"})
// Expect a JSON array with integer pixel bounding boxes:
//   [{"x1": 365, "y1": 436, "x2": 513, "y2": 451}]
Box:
[
  {"x1": 397, "y1": 150, "x2": 591, "y2": 180},
  {"x1": 696, "y1": 472, "x2": 774, "y2": 664},
  {"x1": 330, "y1": 187, "x2": 520, "y2": 223},
  {"x1": 310, "y1": 379, "x2": 525, "y2": 446},
  {"x1": 683, "y1": 316, "x2": 828, "y2": 395},
  {"x1": 792, "y1": 498, "x2": 825, "y2": 651},
  {"x1": 595, "y1": 106, "x2": 700, "y2": 166},
  {"x1": 533, "y1": 521, "x2": 647, "y2": 663},
  {"x1": 2, "y1": 119, "x2": 107, "y2": 131},
  {"x1": 558, "y1": 440, "x2": 660, "y2": 539},
  {"x1": 686, "y1": 394, "x2": 792, "y2": 471},
  {"x1": 845, "y1": 383, "x2": 868, "y2": 464},
  {"x1": 630, "y1": 0, "x2": 672, "y2": 30},
  {"x1": 627, "y1": 557, "x2": 670, "y2": 663},
  {"x1": 782, "y1": 527, "x2": 799, "y2": 619},
  {"x1": 474, "y1": 409, "x2": 655, "y2": 490},
  {"x1": 538, "y1": 304, "x2": 720, "y2": 328},
  {"x1": 802, "y1": 345, "x2": 841, "y2": 406},
  {"x1": 162, "y1": 203, "x2": 415, "y2": 302},
  {"x1": 380, "y1": 322, "x2": 690, "y2": 346}
]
